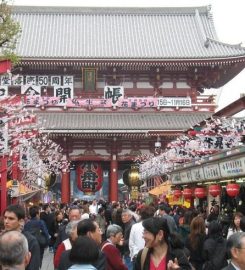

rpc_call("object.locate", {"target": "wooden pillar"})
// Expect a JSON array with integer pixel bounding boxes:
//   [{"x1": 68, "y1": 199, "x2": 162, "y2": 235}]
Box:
[
  {"x1": 110, "y1": 154, "x2": 118, "y2": 202},
  {"x1": 61, "y1": 169, "x2": 70, "y2": 204},
  {"x1": 0, "y1": 156, "x2": 8, "y2": 215}
]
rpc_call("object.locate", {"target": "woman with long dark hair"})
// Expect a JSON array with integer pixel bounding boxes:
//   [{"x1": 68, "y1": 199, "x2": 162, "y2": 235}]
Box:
[
  {"x1": 134, "y1": 217, "x2": 191, "y2": 270},
  {"x1": 185, "y1": 216, "x2": 206, "y2": 270}
]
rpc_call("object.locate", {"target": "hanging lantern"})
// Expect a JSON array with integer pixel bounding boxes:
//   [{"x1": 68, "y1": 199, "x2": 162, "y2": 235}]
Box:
[
  {"x1": 123, "y1": 165, "x2": 141, "y2": 187},
  {"x1": 183, "y1": 188, "x2": 192, "y2": 200},
  {"x1": 123, "y1": 165, "x2": 141, "y2": 199},
  {"x1": 194, "y1": 187, "x2": 206, "y2": 199},
  {"x1": 209, "y1": 184, "x2": 221, "y2": 197},
  {"x1": 173, "y1": 189, "x2": 182, "y2": 199},
  {"x1": 76, "y1": 162, "x2": 103, "y2": 195},
  {"x1": 226, "y1": 183, "x2": 240, "y2": 197}
]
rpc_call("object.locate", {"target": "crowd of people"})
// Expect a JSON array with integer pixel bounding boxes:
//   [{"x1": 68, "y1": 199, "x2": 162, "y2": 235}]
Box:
[{"x1": 0, "y1": 198, "x2": 245, "y2": 270}]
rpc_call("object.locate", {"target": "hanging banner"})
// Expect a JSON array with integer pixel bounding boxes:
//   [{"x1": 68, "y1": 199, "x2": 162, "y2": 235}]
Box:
[
  {"x1": 19, "y1": 145, "x2": 31, "y2": 170},
  {"x1": 12, "y1": 75, "x2": 24, "y2": 86},
  {"x1": 51, "y1": 76, "x2": 61, "y2": 86},
  {"x1": 76, "y1": 162, "x2": 103, "y2": 195},
  {"x1": 54, "y1": 85, "x2": 74, "y2": 104},
  {"x1": 25, "y1": 96, "x2": 159, "y2": 108},
  {"x1": 0, "y1": 124, "x2": 8, "y2": 155},
  {"x1": 0, "y1": 86, "x2": 8, "y2": 98},
  {"x1": 104, "y1": 86, "x2": 124, "y2": 104},
  {"x1": 21, "y1": 85, "x2": 41, "y2": 95}
]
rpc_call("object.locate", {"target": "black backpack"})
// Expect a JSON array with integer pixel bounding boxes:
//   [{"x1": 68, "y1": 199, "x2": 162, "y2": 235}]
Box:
[{"x1": 29, "y1": 225, "x2": 49, "y2": 248}]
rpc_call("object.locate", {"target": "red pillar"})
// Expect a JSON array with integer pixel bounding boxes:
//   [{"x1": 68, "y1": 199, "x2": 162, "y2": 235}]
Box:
[
  {"x1": 61, "y1": 169, "x2": 70, "y2": 204},
  {"x1": 110, "y1": 155, "x2": 118, "y2": 202},
  {"x1": 0, "y1": 156, "x2": 8, "y2": 215}
]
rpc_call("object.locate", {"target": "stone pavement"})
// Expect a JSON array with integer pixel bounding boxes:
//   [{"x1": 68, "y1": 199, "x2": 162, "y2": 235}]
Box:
[{"x1": 41, "y1": 248, "x2": 54, "y2": 270}]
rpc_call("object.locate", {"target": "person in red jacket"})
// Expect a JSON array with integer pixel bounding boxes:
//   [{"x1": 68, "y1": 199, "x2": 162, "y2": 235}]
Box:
[
  {"x1": 54, "y1": 220, "x2": 79, "y2": 269},
  {"x1": 101, "y1": 224, "x2": 127, "y2": 270}
]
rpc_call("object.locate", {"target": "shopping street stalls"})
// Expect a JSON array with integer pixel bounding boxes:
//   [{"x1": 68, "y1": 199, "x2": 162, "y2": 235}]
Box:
[{"x1": 169, "y1": 146, "x2": 245, "y2": 210}]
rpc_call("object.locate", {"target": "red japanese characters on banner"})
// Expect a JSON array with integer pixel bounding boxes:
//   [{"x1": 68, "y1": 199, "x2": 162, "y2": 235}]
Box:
[
  {"x1": 209, "y1": 185, "x2": 221, "y2": 197},
  {"x1": 183, "y1": 188, "x2": 192, "y2": 200},
  {"x1": 76, "y1": 162, "x2": 103, "y2": 195},
  {"x1": 194, "y1": 187, "x2": 206, "y2": 199},
  {"x1": 226, "y1": 183, "x2": 240, "y2": 197}
]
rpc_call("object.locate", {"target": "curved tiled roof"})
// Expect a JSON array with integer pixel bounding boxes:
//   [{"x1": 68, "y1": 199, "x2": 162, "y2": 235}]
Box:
[
  {"x1": 37, "y1": 112, "x2": 212, "y2": 132},
  {"x1": 12, "y1": 5, "x2": 245, "y2": 60}
]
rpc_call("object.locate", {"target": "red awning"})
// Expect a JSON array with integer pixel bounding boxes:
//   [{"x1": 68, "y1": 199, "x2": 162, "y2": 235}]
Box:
[{"x1": 0, "y1": 60, "x2": 11, "y2": 74}]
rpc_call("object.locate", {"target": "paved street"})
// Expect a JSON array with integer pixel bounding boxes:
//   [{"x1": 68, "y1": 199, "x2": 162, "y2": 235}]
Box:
[{"x1": 41, "y1": 248, "x2": 54, "y2": 270}]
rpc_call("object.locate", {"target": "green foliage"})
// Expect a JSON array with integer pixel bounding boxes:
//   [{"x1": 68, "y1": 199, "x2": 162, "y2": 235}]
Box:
[{"x1": 0, "y1": 0, "x2": 21, "y2": 64}]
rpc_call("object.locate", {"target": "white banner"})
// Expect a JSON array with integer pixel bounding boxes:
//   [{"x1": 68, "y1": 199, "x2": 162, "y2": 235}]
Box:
[
  {"x1": 21, "y1": 85, "x2": 41, "y2": 95},
  {"x1": 0, "y1": 124, "x2": 8, "y2": 154},
  {"x1": 54, "y1": 85, "x2": 74, "y2": 104},
  {"x1": 0, "y1": 86, "x2": 8, "y2": 98},
  {"x1": 51, "y1": 76, "x2": 62, "y2": 86},
  {"x1": 104, "y1": 86, "x2": 124, "y2": 104}
]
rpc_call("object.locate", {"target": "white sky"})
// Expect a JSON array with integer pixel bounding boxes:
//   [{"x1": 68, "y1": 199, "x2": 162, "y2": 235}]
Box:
[{"x1": 12, "y1": 0, "x2": 245, "y2": 114}]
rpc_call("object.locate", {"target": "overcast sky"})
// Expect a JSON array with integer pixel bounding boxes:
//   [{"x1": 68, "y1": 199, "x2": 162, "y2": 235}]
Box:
[{"x1": 12, "y1": 0, "x2": 245, "y2": 114}]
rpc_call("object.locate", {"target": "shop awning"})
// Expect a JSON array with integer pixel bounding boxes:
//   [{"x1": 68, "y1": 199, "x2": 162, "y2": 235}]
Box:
[{"x1": 148, "y1": 182, "x2": 171, "y2": 196}]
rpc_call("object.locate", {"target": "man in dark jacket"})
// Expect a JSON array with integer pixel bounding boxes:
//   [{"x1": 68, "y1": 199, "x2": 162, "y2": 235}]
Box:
[
  {"x1": 3, "y1": 204, "x2": 40, "y2": 270},
  {"x1": 58, "y1": 219, "x2": 106, "y2": 270},
  {"x1": 222, "y1": 232, "x2": 245, "y2": 270},
  {"x1": 24, "y1": 205, "x2": 50, "y2": 266}
]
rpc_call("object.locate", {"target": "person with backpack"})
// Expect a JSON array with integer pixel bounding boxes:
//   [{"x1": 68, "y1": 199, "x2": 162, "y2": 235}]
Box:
[
  {"x1": 134, "y1": 217, "x2": 192, "y2": 270},
  {"x1": 24, "y1": 205, "x2": 50, "y2": 266},
  {"x1": 202, "y1": 221, "x2": 228, "y2": 270}
]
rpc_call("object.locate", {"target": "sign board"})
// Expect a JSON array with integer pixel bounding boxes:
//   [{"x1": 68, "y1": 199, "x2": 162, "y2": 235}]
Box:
[
  {"x1": 203, "y1": 163, "x2": 221, "y2": 180},
  {"x1": 191, "y1": 167, "x2": 205, "y2": 183},
  {"x1": 220, "y1": 157, "x2": 245, "y2": 178},
  {"x1": 171, "y1": 172, "x2": 181, "y2": 184},
  {"x1": 179, "y1": 170, "x2": 192, "y2": 183},
  {"x1": 158, "y1": 97, "x2": 191, "y2": 107}
]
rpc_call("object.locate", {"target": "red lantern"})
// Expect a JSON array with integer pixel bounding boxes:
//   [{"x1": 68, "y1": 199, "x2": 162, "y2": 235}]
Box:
[
  {"x1": 183, "y1": 188, "x2": 192, "y2": 200},
  {"x1": 173, "y1": 189, "x2": 182, "y2": 199},
  {"x1": 194, "y1": 187, "x2": 206, "y2": 199},
  {"x1": 226, "y1": 183, "x2": 240, "y2": 197},
  {"x1": 188, "y1": 130, "x2": 197, "y2": 136},
  {"x1": 76, "y1": 162, "x2": 103, "y2": 195},
  {"x1": 209, "y1": 185, "x2": 221, "y2": 197}
]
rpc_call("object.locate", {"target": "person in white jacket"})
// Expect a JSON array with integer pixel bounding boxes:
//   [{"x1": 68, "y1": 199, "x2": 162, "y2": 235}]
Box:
[{"x1": 129, "y1": 205, "x2": 155, "y2": 261}]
